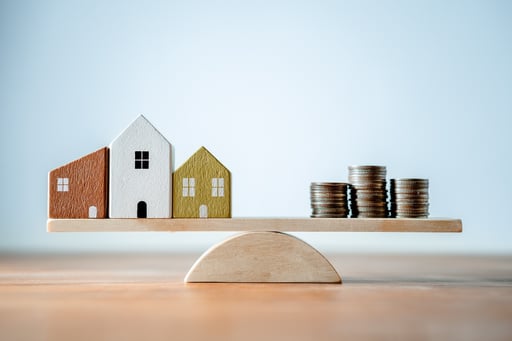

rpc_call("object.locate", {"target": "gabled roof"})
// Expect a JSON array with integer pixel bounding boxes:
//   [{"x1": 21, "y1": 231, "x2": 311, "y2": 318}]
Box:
[
  {"x1": 109, "y1": 114, "x2": 171, "y2": 146},
  {"x1": 175, "y1": 146, "x2": 229, "y2": 173}
]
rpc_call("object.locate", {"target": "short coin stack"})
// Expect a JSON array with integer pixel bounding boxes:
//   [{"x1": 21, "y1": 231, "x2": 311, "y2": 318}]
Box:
[
  {"x1": 310, "y1": 182, "x2": 349, "y2": 218},
  {"x1": 389, "y1": 178, "x2": 429, "y2": 218},
  {"x1": 348, "y1": 165, "x2": 388, "y2": 218}
]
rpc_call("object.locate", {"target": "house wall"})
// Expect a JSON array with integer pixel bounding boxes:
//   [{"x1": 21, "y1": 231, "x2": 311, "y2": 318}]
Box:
[
  {"x1": 48, "y1": 147, "x2": 108, "y2": 218},
  {"x1": 173, "y1": 148, "x2": 230, "y2": 218},
  {"x1": 109, "y1": 117, "x2": 172, "y2": 218}
]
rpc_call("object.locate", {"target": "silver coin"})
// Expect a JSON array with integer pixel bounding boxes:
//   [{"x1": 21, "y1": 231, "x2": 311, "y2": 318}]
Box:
[
  {"x1": 348, "y1": 165, "x2": 386, "y2": 172},
  {"x1": 395, "y1": 214, "x2": 429, "y2": 218},
  {"x1": 390, "y1": 183, "x2": 428, "y2": 187},
  {"x1": 311, "y1": 197, "x2": 347, "y2": 201},
  {"x1": 311, "y1": 211, "x2": 348, "y2": 216},
  {"x1": 391, "y1": 178, "x2": 428, "y2": 183},
  {"x1": 353, "y1": 213, "x2": 388, "y2": 218},
  {"x1": 391, "y1": 191, "x2": 429, "y2": 195},
  {"x1": 311, "y1": 202, "x2": 347, "y2": 206},
  {"x1": 310, "y1": 192, "x2": 347, "y2": 197},
  {"x1": 392, "y1": 199, "x2": 429, "y2": 204}
]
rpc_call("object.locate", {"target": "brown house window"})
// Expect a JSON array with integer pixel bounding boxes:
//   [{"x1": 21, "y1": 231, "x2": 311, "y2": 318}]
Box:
[
  {"x1": 57, "y1": 178, "x2": 69, "y2": 192},
  {"x1": 135, "y1": 151, "x2": 149, "y2": 169}
]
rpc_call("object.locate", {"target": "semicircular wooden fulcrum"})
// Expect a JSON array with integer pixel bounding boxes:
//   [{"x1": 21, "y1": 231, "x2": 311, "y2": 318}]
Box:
[{"x1": 185, "y1": 231, "x2": 341, "y2": 283}]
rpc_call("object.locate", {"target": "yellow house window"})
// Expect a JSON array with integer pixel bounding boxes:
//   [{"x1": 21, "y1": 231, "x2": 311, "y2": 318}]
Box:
[
  {"x1": 212, "y1": 178, "x2": 224, "y2": 197},
  {"x1": 183, "y1": 178, "x2": 195, "y2": 197}
]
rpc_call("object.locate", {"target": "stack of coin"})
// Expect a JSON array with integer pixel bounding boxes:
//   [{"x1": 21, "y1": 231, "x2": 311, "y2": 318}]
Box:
[
  {"x1": 389, "y1": 179, "x2": 429, "y2": 218},
  {"x1": 348, "y1": 165, "x2": 388, "y2": 218},
  {"x1": 310, "y1": 182, "x2": 349, "y2": 218}
]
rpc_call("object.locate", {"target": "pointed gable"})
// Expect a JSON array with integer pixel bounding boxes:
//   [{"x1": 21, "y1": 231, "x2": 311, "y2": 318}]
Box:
[
  {"x1": 176, "y1": 147, "x2": 228, "y2": 173},
  {"x1": 110, "y1": 115, "x2": 170, "y2": 149}
]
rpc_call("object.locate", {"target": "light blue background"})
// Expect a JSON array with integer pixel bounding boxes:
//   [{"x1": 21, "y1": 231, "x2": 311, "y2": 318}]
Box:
[{"x1": 1, "y1": 0, "x2": 511, "y2": 253}]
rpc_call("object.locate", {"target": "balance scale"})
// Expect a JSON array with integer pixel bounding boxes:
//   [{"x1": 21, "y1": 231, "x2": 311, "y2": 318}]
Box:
[{"x1": 47, "y1": 217, "x2": 462, "y2": 284}]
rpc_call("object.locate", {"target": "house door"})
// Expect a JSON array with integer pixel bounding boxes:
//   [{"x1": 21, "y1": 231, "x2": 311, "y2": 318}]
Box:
[
  {"x1": 199, "y1": 205, "x2": 208, "y2": 218},
  {"x1": 137, "y1": 201, "x2": 147, "y2": 218},
  {"x1": 88, "y1": 206, "x2": 97, "y2": 218}
]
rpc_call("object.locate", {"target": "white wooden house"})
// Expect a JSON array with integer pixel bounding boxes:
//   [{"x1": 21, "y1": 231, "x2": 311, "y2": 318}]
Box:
[{"x1": 109, "y1": 115, "x2": 173, "y2": 218}]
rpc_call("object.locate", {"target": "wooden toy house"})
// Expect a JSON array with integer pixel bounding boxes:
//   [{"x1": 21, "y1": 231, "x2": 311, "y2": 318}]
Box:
[
  {"x1": 109, "y1": 115, "x2": 173, "y2": 218},
  {"x1": 173, "y1": 147, "x2": 231, "y2": 218},
  {"x1": 48, "y1": 147, "x2": 109, "y2": 218}
]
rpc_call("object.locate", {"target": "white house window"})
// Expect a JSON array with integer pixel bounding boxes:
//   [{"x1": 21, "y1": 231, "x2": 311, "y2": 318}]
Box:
[
  {"x1": 211, "y1": 178, "x2": 224, "y2": 197},
  {"x1": 182, "y1": 178, "x2": 195, "y2": 197},
  {"x1": 135, "y1": 151, "x2": 149, "y2": 169},
  {"x1": 57, "y1": 178, "x2": 69, "y2": 192}
]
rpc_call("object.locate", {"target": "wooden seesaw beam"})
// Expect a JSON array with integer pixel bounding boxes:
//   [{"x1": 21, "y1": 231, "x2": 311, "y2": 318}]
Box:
[
  {"x1": 46, "y1": 218, "x2": 462, "y2": 283},
  {"x1": 47, "y1": 217, "x2": 462, "y2": 233}
]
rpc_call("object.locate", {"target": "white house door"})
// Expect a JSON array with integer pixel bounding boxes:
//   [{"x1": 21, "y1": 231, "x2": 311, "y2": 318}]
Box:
[
  {"x1": 88, "y1": 206, "x2": 97, "y2": 218},
  {"x1": 199, "y1": 205, "x2": 208, "y2": 218}
]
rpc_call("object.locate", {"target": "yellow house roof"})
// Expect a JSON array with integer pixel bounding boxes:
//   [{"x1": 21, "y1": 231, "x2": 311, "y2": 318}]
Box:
[{"x1": 175, "y1": 146, "x2": 229, "y2": 175}]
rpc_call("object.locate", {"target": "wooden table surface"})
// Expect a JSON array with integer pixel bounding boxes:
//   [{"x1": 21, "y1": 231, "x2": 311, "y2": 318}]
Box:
[{"x1": 1, "y1": 252, "x2": 511, "y2": 340}]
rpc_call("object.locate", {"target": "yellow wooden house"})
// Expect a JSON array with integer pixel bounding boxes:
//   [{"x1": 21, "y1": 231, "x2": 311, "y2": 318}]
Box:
[{"x1": 173, "y1": 147, "x2": 231, "y2": 218}]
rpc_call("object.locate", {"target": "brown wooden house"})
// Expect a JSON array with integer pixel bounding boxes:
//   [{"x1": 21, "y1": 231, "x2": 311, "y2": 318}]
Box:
[{"x1": 48, "y1": 147, "x2": 109, "y2": 218}]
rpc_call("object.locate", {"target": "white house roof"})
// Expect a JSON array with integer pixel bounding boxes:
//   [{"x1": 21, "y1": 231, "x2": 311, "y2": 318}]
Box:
[{"x1": 109, "y1": 114, "x2": 171, "y2": 147}]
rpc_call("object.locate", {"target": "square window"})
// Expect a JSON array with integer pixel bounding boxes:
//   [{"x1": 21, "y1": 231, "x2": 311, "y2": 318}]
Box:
[
  {"x1": 134, "y1": 150, "x2": 149, "y2": 169},
  {"x1": 57, "y1": 178, "x2": 69, "y2": 192}
]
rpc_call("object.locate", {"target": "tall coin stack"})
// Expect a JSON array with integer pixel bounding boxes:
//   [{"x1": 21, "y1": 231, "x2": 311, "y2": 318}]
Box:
[
  {"x1": 348, "y1": 165, "x2": 388, "y2": 218},
  {"x1": 389, "y1": 179, "x2": 429, "y2": 218},
  {"x1": 310, "y1": 182, "x2": 349, "y2": 218}
]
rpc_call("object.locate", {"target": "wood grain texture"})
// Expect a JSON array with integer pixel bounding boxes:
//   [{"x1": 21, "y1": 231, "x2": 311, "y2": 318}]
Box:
[
  {"x1": 47, "y1": 217, "x2": 462, "y2": 233},
  {"x1": 173, "y1": 146, "x2": 231, "y2": 218},
  {"x1": 48, "y1": 147, "x2": 108, "y2": 218},
  {"x1": 185, "y1": 232, "x2": 341, "y2": 283},
  {"x1": 109, "y1": 115, "x2": 172, "y2": 218},
  {"x1": 0, "y1": 253, "x2": 510, "y2": 341}
]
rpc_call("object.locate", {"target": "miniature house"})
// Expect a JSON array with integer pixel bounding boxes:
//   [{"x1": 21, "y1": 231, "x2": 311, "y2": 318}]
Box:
[
  {"x1": 173, "y1": 147, "x2": 231, "y2": 218},
  {"x1": 48, "y1": 147, "x2": 109, "y2": 218},
  {"x1": 109, "y1": 115, "x2": 173, "y2": 218}
]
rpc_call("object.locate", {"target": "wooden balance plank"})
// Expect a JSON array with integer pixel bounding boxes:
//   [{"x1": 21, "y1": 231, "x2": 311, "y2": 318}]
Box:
[{"x1": 47, "y1": 217, "x2": 462, "y2": 233}]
